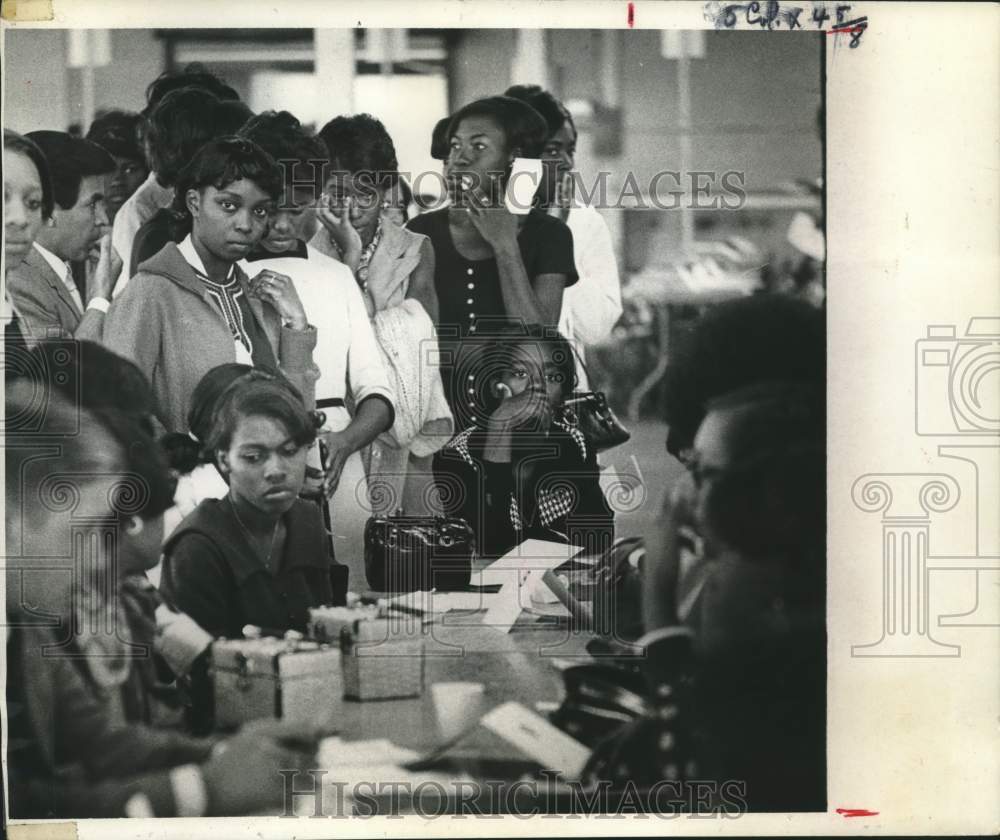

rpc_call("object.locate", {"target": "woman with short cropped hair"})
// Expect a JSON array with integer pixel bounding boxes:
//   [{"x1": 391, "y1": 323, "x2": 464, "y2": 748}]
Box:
[
  {"x1": 160, "y1": 367, "x2": 346, "y2": 641},
  {"x1": 103, "y1": 136, "x2": 318, "y2": 434}
]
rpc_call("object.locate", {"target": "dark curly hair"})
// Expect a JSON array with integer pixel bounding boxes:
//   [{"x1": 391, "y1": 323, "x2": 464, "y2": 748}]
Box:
[
  {"x1": 8, "y1": 340, "x2": 176, "y2": 522},
  {"x1": 86, "y1": 109, "x2": 146, "y2": 163},
  {"x1": 24, "y1": 131, "x2": 115, "y2": 211},
  {"x1": 239, "y1": 110, "x2": 329, "y2": 199},
  {"x1": 430, "y1": 115, "x2": 452, "y2": 161},
  {"x1": 447, "y1": 95, "x2": 548, "y2": 160},
  {"x1": 146, "y1": 89, "x2": 253, "y2": 187},
  {"x1": 663, "y1": 294, "x2": 825, "y2": 458},
  {"x1": 318, "y1": 113, "x2": 399, "y2": 190},
  {"x1": 169, "y1": 136, "x2": 282, "y2": 240},
  {"x1": 205, "y1": 369, "x2": 318, "y2": 460},
  {"x1": 504, "y1": 84, "x2": 576, "y2": 140},
  {"x1": 160, "y1": 362, "x2": 253, "y2": 474},
  {"x1": 142, "y1": 64, "x2": 240, "y2": 119}
]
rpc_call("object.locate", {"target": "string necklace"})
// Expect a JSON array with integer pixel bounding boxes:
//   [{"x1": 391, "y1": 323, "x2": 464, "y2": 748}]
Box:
[{"x1": 228, "y1": 495, "x2": 281, "y2": 571}]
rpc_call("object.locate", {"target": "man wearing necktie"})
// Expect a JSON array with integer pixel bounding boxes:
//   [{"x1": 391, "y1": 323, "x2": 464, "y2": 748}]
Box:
[{"x1": 6, "y1": 132, "x2": 121, "y2": 346}]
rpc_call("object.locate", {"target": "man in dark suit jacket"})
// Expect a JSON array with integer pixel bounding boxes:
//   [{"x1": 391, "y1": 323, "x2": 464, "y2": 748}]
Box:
[{"x1": 6, "y1": 132, "x2": 120, "y2": 346}]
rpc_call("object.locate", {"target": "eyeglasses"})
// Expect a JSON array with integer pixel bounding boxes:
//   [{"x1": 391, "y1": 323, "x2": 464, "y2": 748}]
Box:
[{"x1": 683, "y1": 450, "x2": 727, "y2": 489}]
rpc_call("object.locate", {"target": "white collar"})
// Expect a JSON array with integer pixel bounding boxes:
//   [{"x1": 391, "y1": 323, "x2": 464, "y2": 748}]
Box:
[
  {"x1": 177, "y1": 235, "x2": 234, "y2": 282},
  {"x1": 32, "y1": 241, "x2": 70, "y2": 280}
]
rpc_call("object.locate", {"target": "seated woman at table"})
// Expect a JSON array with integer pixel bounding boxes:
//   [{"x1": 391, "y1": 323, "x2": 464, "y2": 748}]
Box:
[
  {"x1": 5, "y1": 377, "x2": 319, "y2": 819},
  {"x1": 652, "y1": 294, "x2": 826, "y2": 632},
  {"x1": 582, "y1": 381, "x2": 826, "y2": 812},
  {"x1": 102, "y1": 136, "x2": 318, "y2": 435},
  {"x1": 436, "y1": 325, "x2": 614, "y2": 559},
  {"x1": 160, "y1": 368, "x2": 347, "y2": 642},
  {"x1": 405, "y1": 95, "x2": 578, "y2": 429}
]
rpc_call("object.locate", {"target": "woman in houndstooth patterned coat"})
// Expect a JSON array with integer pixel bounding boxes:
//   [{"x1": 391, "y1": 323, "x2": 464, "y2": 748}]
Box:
[{"x1": 436, "y1": 325, "x2": 614, "y2": 560}]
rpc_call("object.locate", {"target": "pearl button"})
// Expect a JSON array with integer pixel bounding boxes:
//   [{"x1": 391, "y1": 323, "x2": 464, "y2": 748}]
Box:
[
  {"x1": 466, "y1": 267, "x2": 474, "y2": 275},
  {"x1": 467, "y1": 374, "x2": 475, "y2": 380},
  {"x1": 466, "y1": 298, "x2": 473, "y2": 305},
  {"x1": 468, "y1": 401, "x2": 475, "y2": 407},
  {"x1": 469, "y1": 312, "x2": 475, "y2": 318},
  {"x1": 467, "y1": 388, "x2": 474, "y2": 395},
  {"x1": 467, "y1": 283, "x2": 475, "y2": 290}
]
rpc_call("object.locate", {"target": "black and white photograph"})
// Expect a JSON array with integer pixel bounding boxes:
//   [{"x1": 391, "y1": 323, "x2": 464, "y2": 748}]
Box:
[{"x1": 1, "y1": 2, "x2": 996, "y2": 837}]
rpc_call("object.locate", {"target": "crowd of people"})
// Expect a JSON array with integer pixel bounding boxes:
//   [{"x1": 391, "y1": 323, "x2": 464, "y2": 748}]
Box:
[{"x1": 3, "y1": 64, "x2": 826, "y2": 818}]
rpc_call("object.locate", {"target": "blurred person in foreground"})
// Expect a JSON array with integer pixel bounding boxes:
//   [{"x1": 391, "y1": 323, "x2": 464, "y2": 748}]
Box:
[
  {"x1": 654, "y1": 293, "x2": 826, "y2": 631},
  {"x1": 19, "y1": 340, "x2": 185, "y2": 727},
  {"x1": 582, "y1": 381, "x2": 826, "y2": 812},
  {"x1": 4, "y1": 375, "x2": 321, "y2": 819},
  {"x1": 6, "y1": 131, "x2": 121, "y2": 345}
]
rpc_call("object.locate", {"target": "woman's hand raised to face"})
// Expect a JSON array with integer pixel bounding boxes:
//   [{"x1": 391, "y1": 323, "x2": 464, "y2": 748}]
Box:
[
  {"x1": 249, "y1": 269, "x2": 308, "y2": 331},
  {"x1": 488, "y1": 380, "x2": 553, "y2": 433},
  {"x1": 87, "y1": 233, "x2": 123, "y2": 302},
  {"x1": 464, "y1": 185, "x2": 519, "y2": 252},
  {"x1": 316, "y1": 194, "x2": 363, "y2": 272}
]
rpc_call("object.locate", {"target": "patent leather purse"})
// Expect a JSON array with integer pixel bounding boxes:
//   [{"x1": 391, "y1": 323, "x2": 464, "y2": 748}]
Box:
[
  {"x1": 363, "y1": 510, "x2": 476, "y2": 593},
  {"x1": 558, "y1": 391, "x2": 631, "y2": 453},
  {"x1": 559, "y1": 343, "x2": 631, "y2": 453}
]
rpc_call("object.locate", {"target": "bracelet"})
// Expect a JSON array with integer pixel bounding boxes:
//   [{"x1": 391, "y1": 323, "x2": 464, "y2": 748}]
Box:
[{"x1": 87, "y1": 297, "x2": 110, "y2": 313}]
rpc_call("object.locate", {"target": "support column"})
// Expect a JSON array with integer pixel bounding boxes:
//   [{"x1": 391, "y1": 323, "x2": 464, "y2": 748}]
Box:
[
  {"x1": 314, "y1": 29, "x2": 355, "y2": 118},
  {"x1": 510, "y1": 30, "x2": 549, "y2": 89},
  {"x1": 851, "y1": 473, "x2": 961, "y2": 657}
]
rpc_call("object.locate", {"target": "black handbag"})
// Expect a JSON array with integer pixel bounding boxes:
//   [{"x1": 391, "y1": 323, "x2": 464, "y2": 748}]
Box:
[
  {"x1": 363, "y1": 511, "x2": 476, "y2": 593},
  {"x1": 559, "y1": 343, "x2": 631, "y2": 452},
  {"x1": 558, "y1": 391, "x2": 631, "y2": 453}
]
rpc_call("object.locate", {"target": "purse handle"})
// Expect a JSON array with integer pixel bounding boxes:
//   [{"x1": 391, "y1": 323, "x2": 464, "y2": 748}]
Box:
[{"x1": 563, "y1": 335, "x2": 601, "y2": 397}]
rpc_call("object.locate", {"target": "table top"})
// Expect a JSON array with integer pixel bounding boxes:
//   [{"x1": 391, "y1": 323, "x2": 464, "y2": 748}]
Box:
[{"x1": 333, "y1": 609, "x2": 594, "y2": 753}]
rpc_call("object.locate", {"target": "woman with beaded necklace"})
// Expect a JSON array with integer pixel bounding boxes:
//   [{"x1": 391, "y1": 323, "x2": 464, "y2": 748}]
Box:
[{"x1": 312, "y1": 114, "x2": 452, "y2": 521}]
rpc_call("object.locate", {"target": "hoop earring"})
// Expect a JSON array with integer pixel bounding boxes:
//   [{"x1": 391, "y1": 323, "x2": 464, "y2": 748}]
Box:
[{"x1": 125, "y1": 516, "x2": 144, "y2": 536}]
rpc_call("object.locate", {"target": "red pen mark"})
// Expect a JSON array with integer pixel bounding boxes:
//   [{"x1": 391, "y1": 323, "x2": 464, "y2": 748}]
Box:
[
  {"x1": 627, "y1": 2, "x2": 634, "y2": 27},
  {"x1": 827, "y1": 26, "x2": 865, "y2": 35},
  {"x1": 836, "y1": 808, "x2": 879, "y2": 818}
]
